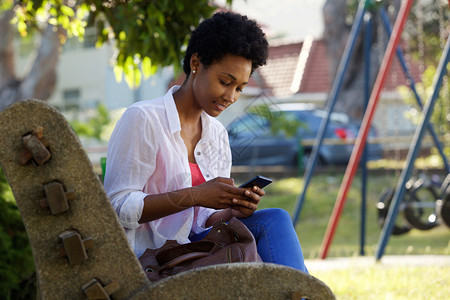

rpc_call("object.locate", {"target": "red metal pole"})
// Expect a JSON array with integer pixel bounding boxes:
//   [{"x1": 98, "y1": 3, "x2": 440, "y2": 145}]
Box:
[{"x1": 319, "y1": 0, "x2": 414, "y2": 259}]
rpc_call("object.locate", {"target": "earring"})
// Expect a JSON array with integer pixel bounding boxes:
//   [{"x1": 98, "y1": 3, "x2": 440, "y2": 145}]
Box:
[{"x1": 192, "y1": 70, "x2": 196, "y2": 74}]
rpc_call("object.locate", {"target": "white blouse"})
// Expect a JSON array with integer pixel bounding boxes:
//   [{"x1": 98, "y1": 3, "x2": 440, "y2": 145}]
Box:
[{"x1": 104, "y1": 86, "x2": 232, "y2": 257}]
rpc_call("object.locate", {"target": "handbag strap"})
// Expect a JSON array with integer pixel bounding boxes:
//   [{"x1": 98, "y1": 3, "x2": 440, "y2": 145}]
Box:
[{"x1": 159, "y1": 252, "x2": 210, "y2": 273}]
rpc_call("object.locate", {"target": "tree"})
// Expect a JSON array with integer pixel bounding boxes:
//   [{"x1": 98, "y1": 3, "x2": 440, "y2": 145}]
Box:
[
  {"x1": 322, "y1": 0, "x2": 448, "y2": 119},
  {"x1": 0, "y1": 0, "x2": 230, "y2": 112},
  {"x1": 398, "y1": 64, "x2": 450, "y2": 158},
  {"x1": 404, "y1": 0, "x2": 450, "y2": 65},
  {"x1": 0, "y1": 5, "x2": 61, "y2": 111},
  {"x1": 322, "y1": 0, "x2": 401, "y2": 119}
]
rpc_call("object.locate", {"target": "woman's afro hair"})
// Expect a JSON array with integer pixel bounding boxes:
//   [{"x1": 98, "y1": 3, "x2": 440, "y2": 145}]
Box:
[{"x1": 183, "y1": 11, "x2": 268, "y2": 75}]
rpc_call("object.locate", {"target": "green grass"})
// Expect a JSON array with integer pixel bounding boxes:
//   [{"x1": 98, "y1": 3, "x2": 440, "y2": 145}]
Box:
[
  {"x1": 259, "y1": 173, "x2": 450, "y2": 258},
  {"x1": 312, "y1": 265, "x2": 450, "y2": 300},
  {"x1": 257, "y1": 172, "x2": 450, "y2": 299}
]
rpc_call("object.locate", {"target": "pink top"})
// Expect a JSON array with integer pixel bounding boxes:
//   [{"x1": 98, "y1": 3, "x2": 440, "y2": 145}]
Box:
[{"x1": 189, "y1": 163, "x2": 206, "y2": 186}]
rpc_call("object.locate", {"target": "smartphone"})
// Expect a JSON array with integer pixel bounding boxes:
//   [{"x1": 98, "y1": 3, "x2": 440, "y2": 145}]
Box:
[{"x1": 239, "y1": 175, "x2": 273, "y2": 189}]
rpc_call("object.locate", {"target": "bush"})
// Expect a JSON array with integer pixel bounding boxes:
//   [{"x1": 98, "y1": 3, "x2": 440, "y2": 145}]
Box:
[{"x1": 0, "y1": 168, "x2": 36, "y2": 299}]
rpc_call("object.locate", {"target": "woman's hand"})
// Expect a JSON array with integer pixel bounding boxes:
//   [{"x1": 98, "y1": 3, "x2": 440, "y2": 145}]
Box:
[
  {"x1": 204, "y1": 183, "x2": 266, "y2": 226},
  {"x1": 230, "y1": 185, "x2": 265, "y2": 219},
  {"x1": 193, "y1": 177, "x2": 247, "y2": 209},
  {"x1": 194, "y1": 177, "x2": 264, "y2": 214}
]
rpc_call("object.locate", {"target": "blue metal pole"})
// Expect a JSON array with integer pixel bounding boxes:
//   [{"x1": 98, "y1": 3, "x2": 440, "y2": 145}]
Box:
[
  {"x1": 375, "y1": 36, "x2": 450, "y2": 261},
  {"x1": 379, "y1": 7, "x2": 450, "y2": 173},
  {"x1": 360, "y1": 11, "x2": 373, "y2": 256},
  {"x1": 292, "y1": 1, "x2": 366, "y2": 225}
]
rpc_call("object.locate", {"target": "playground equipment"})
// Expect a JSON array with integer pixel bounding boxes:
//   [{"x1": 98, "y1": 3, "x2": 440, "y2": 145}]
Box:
[
  {"x1": 377, "y1": 173, "x2": 445, "y2": 234},
  {"x1": 291, "y1": 0, "x2": 449, "y2": 260},
  {"x1": 436, "y1": 174, "x2": 450, "y2": 228},
  {"x1": 377, "y1": 187, "x2": 412, "y2": 235},
  {"x1": 375, "y1": 27, "x2": 449, "y2": 261}
]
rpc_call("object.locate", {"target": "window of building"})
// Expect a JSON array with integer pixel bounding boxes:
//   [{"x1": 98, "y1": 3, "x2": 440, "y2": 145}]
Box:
[
  {"x1": 62, "y1": 25, "x2": 97, "y2": 51},
  {"x1": 83, "y1": 27, "x2": 97, "y2": 48},
  {"x1": 63, "y1": 88, "x2": 80, "y2": 111}
]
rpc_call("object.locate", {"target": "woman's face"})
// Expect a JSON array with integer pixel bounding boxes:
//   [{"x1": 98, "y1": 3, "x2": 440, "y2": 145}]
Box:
[{"x1": 191, "y1": 54, "x2": 252, "y2": 117}]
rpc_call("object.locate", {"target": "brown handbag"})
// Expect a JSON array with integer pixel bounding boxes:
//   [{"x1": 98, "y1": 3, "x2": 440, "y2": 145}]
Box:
[{"x1": 138, "y1": 217, "x2": 262, "y2": 281}]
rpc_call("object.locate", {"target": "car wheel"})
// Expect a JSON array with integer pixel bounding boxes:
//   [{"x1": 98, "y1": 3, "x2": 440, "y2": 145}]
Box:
[
  {"x1": 301, "y1": 151, "x2": 311, "y2": 168},
  {"x1": 301, "y1": 151, "x2": 324, "y2": 168},
  {"x1": 376, "y1": 188, "x2": 411, "y2": 235}
]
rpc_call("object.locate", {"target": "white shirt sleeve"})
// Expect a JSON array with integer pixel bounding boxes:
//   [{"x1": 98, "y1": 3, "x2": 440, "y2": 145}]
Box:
[
  {"x1": 104, "y1": 107, "x2": 157, "y2": 229},
  {"x1": 191, "y1": 206, "x2": 217, "y2": 234}
]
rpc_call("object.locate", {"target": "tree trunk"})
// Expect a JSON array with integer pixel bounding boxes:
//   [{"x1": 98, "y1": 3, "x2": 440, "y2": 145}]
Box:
[
  {"x1": 0, "y1": 9, "x2": 61, "y2": 112},
  {"x1": 0, "y1": 10, "x2": 15, "y2": 87},
  {"x1": 322, "y1": 0, "x2": 400, "y2": 120}
]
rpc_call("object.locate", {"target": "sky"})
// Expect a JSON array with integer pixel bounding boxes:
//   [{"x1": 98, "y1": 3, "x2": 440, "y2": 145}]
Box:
[{"x1": 221, "y1": 0, "x2": 327, "y2": 41}]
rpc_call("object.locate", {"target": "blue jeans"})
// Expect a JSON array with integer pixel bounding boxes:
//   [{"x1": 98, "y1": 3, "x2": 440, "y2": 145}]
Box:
[{"x1": 191, "y1": 208, "x2": 308, "y2": 273}]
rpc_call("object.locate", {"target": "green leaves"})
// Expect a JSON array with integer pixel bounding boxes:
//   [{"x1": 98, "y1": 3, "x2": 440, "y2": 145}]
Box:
[
  {"x1": 70, "y1": 103, "x2": 112, "y2": 141},
  {"x1": 10, "y1": 0, "x2": 85, "y2": 39},
  {"x1": 60, "y1": 4, "x2": 74, "y2": 17},
  {"x1": 6, "y1": 0, "x2": 223, "y2": 88},
  {"x1": 398, "y1": 64, "x2": 450, "y2": 146},
  {"x1": 97, "y1": 0, "x2": 217, "y2": 88},
  {"x1": 0, "y1": 0, "x2": 14, "y2": 11},
  {"x1": 142, "y1": 56, "x2": 157, "y2": 79},
  {"x1": 0, "y1": 169, "x2": 35, "y2": 298}
]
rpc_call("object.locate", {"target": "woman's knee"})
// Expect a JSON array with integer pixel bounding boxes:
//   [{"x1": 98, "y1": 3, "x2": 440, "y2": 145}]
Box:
[{"x1": 257, "y1": 208, "x2": 292, "y2": 225}]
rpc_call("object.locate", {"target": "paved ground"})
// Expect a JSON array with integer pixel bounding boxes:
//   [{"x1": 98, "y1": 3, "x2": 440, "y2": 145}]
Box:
[{"x1": 305, "y1": 255, "x2": 450, "y2": 271}]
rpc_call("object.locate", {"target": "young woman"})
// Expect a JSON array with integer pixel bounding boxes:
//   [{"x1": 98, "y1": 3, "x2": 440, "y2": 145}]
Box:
[{"x1": 104, "y1": 11, "x2": 308, "y2": 273}]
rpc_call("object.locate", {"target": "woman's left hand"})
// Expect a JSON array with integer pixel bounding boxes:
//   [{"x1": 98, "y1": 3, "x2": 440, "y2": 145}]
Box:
[{"x1": 230, "y1": 185, "x2": 265, "y2": 219}]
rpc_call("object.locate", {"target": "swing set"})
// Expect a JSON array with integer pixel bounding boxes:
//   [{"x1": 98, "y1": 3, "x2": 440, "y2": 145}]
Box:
[{"x1": 291, "y1": 0, "x2": 450, "y2": 260}]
